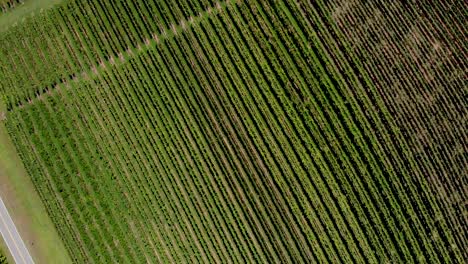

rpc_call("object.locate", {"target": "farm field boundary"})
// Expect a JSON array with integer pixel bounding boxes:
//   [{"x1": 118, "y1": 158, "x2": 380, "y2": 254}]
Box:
[
  {"x1": 0, "y1": 101, "x2": 72, "y2": 264},
  {"x1": 0, "y1": 0, "x2": 62, "y2": 33},
  {"x1": 0, "y1": 237, "x2": 12, "y2": 264}
]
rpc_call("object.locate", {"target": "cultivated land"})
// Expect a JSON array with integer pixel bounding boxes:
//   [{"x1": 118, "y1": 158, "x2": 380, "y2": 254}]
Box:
[
  {"x1": 328, "y1": 0, "x2": 467, "y2": 255},
  {"x1": 0, "y1": 101, "x2": 72, "y2": 264},
  {"x1": 0, "y1": 0, "x2": 62, "y2": 32},
  {"x1": 0, "y1": 0, "x2": 466, "y2": 263}
]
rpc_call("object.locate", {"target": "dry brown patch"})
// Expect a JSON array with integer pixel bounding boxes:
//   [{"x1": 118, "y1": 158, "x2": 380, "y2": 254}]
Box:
[{"x1": 330, "y1": 0, "x2": 467, "y2": 256}]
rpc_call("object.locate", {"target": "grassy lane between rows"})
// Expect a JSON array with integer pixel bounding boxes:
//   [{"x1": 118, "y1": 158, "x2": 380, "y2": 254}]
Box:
[
  {"x1": 0, "y1": 0, "x2": 61, "y2": 32},
  {"x1": 0, "y1": 102, "x2": 72, "y2": 264}
]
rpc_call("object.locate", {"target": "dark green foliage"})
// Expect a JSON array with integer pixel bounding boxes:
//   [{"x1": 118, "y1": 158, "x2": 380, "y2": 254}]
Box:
[
  {"x1": 0, "y1": 248, "x2": 7, "y2": 264},
  {"x1": 0, "y1": 0, "x2": 465, "y2": 263}
]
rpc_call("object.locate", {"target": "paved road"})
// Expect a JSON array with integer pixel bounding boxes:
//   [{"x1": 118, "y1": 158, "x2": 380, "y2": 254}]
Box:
[{"x1": 0, "y1": 197, "x2": 35, "y2": 264}]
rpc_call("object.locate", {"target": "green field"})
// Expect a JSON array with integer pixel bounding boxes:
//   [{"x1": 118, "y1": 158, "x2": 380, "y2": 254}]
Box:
[
  {"x1": 0, "y1": 0, "x2": 62, "y2": 32},
  {"x1": 0, "y1": 100, "x2": 72, "y2": 264},
  {"x1": 0, "y1": 242, "x2": 9, "y2": 264},
  {"x1": 0, "y1": 0, "x2": 465, "y2": 263}
]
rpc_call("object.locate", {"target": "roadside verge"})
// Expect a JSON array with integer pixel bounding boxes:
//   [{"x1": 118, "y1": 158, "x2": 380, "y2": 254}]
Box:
[{"x1": 0, "y1": 102, "x2": 72, "y2": 264}]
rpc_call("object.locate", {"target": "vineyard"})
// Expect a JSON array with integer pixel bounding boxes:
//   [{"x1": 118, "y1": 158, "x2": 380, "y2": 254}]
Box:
[
  {"x1": 1, "y1": 0, "x2": 23, "y2": 13},
  {"x1": 1, "y1": 0, "x2": 22, "y2": 6},
  {"x1": 0, "y1": 0, "x2": 466, "y2": 263}
]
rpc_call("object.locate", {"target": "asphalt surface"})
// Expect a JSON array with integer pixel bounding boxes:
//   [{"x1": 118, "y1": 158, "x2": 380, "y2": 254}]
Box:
[{"x1": 0, "y1": 197, "x2": 35, "y2": 264}]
